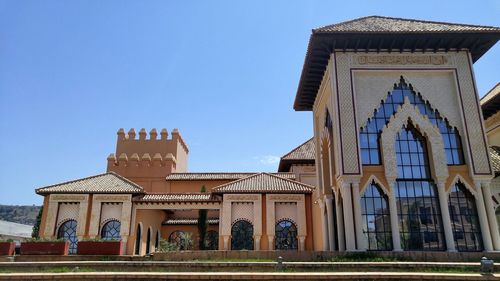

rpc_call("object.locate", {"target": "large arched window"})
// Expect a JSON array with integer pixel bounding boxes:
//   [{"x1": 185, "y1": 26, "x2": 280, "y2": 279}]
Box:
[
  {"x1": 168, "y1": 230, "x2": 192, "y2": 250},
  {"x1": 57, "y1": 220, "x2": 78, "y2": 254},
  {"x1": 360, "y1": 76, "x2": 464, "y2": 165},
  {"x1": 134, "y1": 224, "x2": 141, "y2": 255},
  {"x1": 448, "y1": 182, "x2": 483, "y2": 251},
  {"x1": 361, "y1": 182, "x2": 392, "y2": 250},
  {"x1": 231, "y1": 220, "x2": 254, "y2": 250},
  {"x1": 275, "y1": 220, "x2": 298, "y2": 250},
  {"x1": 101, "y1": 220, "x2": 121, "y2": 240},
  {"x1": 205, "y1": 230, "x2": 219, "y2": 250},
  {"x1": 395, "y1": 124, "x2": 445, "y2": 251}
]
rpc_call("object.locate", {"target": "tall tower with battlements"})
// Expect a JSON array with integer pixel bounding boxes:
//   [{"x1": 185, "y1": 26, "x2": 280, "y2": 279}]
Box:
[{"x1": 106, "y1": 128, "x2": 189, "y2": 193}]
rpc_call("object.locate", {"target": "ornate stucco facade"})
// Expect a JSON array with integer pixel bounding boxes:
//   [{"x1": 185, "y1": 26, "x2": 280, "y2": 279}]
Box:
[{"x1": 36, "y1": 16, "x2": 500, "y2": 255}]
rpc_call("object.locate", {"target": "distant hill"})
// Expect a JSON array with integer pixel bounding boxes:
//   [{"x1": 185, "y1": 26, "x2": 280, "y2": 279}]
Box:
[{"x1": 0, "y1": 205, "x2": 41, "y2": 226}]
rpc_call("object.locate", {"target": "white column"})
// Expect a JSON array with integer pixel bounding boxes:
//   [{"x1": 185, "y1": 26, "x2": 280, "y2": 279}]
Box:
[
  {"x1": 253, "y1": 196, "x2": 262, "y2": 251},
  {"x1": 335, "y1": 193, "x2": 345, "y2": 251},
  {"x1": 352, "y1": 183, "x2": 365, "y2": 251},
  {"x1": 266, "y1": 198, "x2": 275, "y2": 250},
  {"x1": 437, "y1": 182, "x2": 456, "y2": 252},
  {"x1": 298, "y1": 236, "x2": 306, "y2": 251},
  {"x1": 319, "y1": 200, "x2": 329, "y2": 251},
  {"x1": 325, "y1": 197, "x2": 335, "y2": 251},
  {"x1": 223, "y1": 236, "x2": 230, "y2": 250},
  {"x1": 341, "y1": 183, "x2": 356, "y2": 251},
  {"x1": 120, "y1": 201, "x2": 132, "y2": 237},
  {"x1": 88, "y1": 199, "x2": 102, "y2": 238},
  {"x1": 77, "y1": 200, "x2": 88, "y2": 239},
  {"x1": 296, "y1": 195, "x2": 307, "y2": 251},
  {"x1": 474, "y1": 182, "x2": 493, "y2": 251},
  {"x1": 482, "y1": 182, "x2": 500, "y2": 250},
  {"x1": 267, "y1": 235, "x2": 274, "y2": 250},
  {"x1": 387, "y1": 184, "x2": 402, "y2": 251},
  {"x1": 43, "y1": 200, "x2": 59, "y2": 238},
  {"x1": 254, "y1": 235, "x2": 261, "y2": 251}
]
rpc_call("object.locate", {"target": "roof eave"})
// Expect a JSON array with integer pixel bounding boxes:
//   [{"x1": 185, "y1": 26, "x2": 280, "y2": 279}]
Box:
[{"x1": 294, "y1": 31, "x2": 500, "y2": 111}]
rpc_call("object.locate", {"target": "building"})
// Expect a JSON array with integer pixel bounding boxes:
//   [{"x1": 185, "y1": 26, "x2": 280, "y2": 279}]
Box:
[{"x1": 35, "y1": 16, "x2": 500, "y2": 255}]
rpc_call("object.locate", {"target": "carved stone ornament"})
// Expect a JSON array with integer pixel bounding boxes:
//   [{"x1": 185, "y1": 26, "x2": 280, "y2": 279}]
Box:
[
  {"x1": 50, "y1": 195, "x2": 87, "y2": 201},
  {"x1": 381, "y1": 98, "x2": 448, "y2": 184},
  {"x1": 93, "y1": 195, "x2": 130, "y2": 201},
  {"x1": 357, "y1": 55, "x2": 448, "y2": 65},
  {"x1": 225, "y1": 194, "x2": 260, "y2": 201},
  {"x1": 267, "y1": 195, "x2": 302, "y2": 201}
]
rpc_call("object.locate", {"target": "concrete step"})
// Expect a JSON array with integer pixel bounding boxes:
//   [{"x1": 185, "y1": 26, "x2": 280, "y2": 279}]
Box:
[
  {"x1": 0, "y1": 260, "x2": 495, "y2": 272},
  {"x1": 0, "y1": 272, "x2": 498, "y2": 281}
]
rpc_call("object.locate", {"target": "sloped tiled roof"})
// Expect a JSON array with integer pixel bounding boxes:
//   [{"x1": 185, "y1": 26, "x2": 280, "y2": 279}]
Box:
[
  {"x1": 163, "y1": 219, "x2": 219, "y2": 225},
  {"x1": 133, "y1": 193, "x2": 220, "y2": 202},
  {"x1": 212, "y1": 173, "x2": 314, "y2": 194},
  {"x1": 295, "y1": 16, "x2": 500, "y2": 111},
  {"x1": 314, "y1": 16, "x2": 500, "y2": 33},
  {"x1": 36, "y1": 172, "x2": 144, "y2": 195},
  {"x1": 278, "y1": 138, "x2": 316, "y2": 172},
  {"x1": 490, "y1": 146, "x2": 500, "y2": 175},
  {"x1": 481, "y1": 83, "x2": 500, "y2": 120},
  {"x1": 166, "y1": 172, "x2": 295, "y2": 181},
  {"x1": 281, "y1": 138, "x2": 315, "y2": 160}
]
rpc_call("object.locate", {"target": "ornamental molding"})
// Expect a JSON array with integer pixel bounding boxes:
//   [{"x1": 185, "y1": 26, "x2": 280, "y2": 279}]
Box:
[
  {"x1": 93, "y1": 195, "x2": 130, "y2": 201},
  {"x1": 361, "y1": 174, "x2": 391, "y2": 197},
  {"x1": 50, "y1": 194, "x2": 87, "y2": 202},
  {"x1": 381, "y1": 98, "x2": 448, "y2": 184},
  {"x1": 225, "y1": 194, "x2": 260, "y2": 201},
  {"x1": 267, "y1": 194, "x2": 303, "y2": 202},
  {"x1": 447, "y1": 174, "x2": 477, "y2": 197},
  {"x1": 356, "y1": 55, "x2": 449, "y2": 66}
]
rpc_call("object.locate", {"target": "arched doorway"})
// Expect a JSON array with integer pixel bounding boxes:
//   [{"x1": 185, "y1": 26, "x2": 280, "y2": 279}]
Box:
[
  {"x1": 57, "y1": 220, "x2": 78, "y2": 254},
  {"x1": 231, "y1": 220, "x2": 254, "y2": 250},
  {"x1": 275, "y1": 220, "x2": 298, "y2": 250}
]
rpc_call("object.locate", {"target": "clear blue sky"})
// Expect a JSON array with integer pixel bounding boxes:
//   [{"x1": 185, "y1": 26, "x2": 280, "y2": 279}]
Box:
[{"x1": 1, "y1": 0, "x2": 499, "y2": 205}]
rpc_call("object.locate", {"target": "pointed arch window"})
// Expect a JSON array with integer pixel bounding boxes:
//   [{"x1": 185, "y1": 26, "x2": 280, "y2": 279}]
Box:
[
  {"x1": 361, "y1": 182, "x2": 392, "y2": 250},
  {"x1": 395, "y1": 124, "x2": 445, "y2": 251},
  {"x1": 360, "y1": 76, "x2": 464, "y2": 165},
  {"x1": 448, "y1": 182, "x2": 483, "y2": 251}
]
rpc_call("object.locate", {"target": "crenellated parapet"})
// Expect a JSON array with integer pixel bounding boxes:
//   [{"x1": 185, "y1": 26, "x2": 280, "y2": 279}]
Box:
[{"x1": 107, "y1": 128, "x2": 189, "y2": 183}]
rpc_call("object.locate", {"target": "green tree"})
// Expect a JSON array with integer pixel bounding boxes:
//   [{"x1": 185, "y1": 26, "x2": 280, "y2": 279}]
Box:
[
  {"x1": 31, "y1": 206, "x2": 43, "y2": 238},
  {"x1": 197, "y1": 186, "x2": 208, "y2": 250}
]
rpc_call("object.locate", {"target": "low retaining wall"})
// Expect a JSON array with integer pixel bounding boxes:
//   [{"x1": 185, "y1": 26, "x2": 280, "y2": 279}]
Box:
[
  {"x1": 6, "y1": 250, "x2": 500, "y2": 262},
  {"x1": 152, "y1": 250, "x2": 500, "y2": 262}
]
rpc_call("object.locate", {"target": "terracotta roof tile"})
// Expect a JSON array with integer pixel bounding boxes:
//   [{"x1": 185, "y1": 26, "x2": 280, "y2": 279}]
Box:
[
  {"x1": 165, "y1": 172, "x2": 295, "y2": 181},
  {"x1": 36, "y1": 172, "x2": 144, "y2": 195},
  {"x1": 281, "y1": 138, "x2": 315, "y2": 160},
  {"x1": 134, "y1": 193, "x2": 219, "y2": 202},
  {"x1": 163, "y1": 219, "x2": 219, "y2": 225},
  {"x1": 212, "y1": 173, "x2": 314, "y2": 194},
  {"x1": 314, "y1": 16, "x2": 500, "y2": 33}
]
